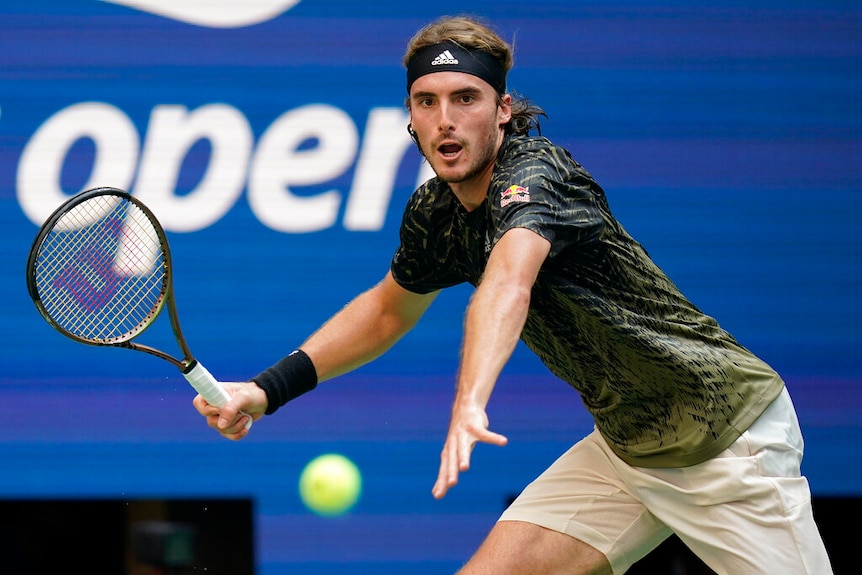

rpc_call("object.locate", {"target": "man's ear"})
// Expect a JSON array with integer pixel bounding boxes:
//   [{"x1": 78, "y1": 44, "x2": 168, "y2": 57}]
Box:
[
  {"x1": 406, "y1": 123, "x2": 424, "y2": 156},
  {"x1": 498, "y1": 93, "x2": 513, "y2": 125}
]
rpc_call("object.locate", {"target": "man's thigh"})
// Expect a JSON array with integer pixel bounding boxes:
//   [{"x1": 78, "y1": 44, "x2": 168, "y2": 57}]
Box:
[
  {"x1": 499, "y1": 431, "x2": 671, "y2": 574},
  {"x1": 629, "y1": 388, "x2": 833, "y2": 574},
  {"x1": 457, "y1": 520, "x2": 612, "y2": 575}
]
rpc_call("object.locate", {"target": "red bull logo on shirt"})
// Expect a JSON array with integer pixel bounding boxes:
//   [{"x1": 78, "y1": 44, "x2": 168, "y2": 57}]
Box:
[{"x1": 501, "y1": 185, "x2": 530, "y2": 207}]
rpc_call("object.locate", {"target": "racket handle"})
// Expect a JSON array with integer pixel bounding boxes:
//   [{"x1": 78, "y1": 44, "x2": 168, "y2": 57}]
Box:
[{"x1": 184, "y1": 361, "x2": 252, "y2": 430}]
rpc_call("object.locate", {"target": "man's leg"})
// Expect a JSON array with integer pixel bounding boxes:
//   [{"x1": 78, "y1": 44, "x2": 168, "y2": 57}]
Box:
[
  {"x1": 628, "y1": 388, "x2": 834, "y2": 574},
  {"x1": 457, "y1": 520, "x2": 612, "y2": 575},
  {"x1": 469, "y1": 431, "x2": 673, "y2": 574}
]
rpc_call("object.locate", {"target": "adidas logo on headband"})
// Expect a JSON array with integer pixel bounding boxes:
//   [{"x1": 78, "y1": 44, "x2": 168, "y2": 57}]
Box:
[
  {"x1": 431, "y1": 50, "x2": 459, "y2": 66},
  {"x1": 406, "y1": 42, "x2": 507, "y2": 94}
]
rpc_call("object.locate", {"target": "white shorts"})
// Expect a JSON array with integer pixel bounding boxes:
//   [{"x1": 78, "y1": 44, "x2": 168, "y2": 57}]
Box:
[{"x1": 499, "y1": 388, "x2": 833, "y2": 574}]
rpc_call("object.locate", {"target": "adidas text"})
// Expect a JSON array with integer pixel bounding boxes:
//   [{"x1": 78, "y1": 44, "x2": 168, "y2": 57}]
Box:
[{"x1": 431, "y1": 50, "x2": 458, "y2": 66}]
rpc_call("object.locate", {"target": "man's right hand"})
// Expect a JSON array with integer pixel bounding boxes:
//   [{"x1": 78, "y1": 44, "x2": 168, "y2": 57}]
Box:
[{"x1": 193, "y1": 381, "x2": 268, "y2": 440}]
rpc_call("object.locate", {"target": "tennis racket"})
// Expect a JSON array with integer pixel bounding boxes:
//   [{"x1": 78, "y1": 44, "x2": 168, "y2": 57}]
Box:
[{"x1": 26, "y1": 186, "x2": 250, "y2": 428}]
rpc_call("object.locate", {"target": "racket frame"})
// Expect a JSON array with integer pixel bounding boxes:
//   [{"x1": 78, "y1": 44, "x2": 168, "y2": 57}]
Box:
[
  {"x1": 26, "y1": 187, "x2": 244, "y2": 423},
  {"x1": 26, "y1": 187, "x2": 198, "y2": 371}
]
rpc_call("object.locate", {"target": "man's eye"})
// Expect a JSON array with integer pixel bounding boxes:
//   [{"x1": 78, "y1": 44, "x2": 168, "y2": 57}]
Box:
[{"x1": 460, "y1": 95, "x2": 475, "y2": 103}]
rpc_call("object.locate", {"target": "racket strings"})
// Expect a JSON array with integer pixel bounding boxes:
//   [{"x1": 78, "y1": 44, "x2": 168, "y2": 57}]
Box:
[{"x1": 34, "y1": 195, "x2": 168, "y2": 342}]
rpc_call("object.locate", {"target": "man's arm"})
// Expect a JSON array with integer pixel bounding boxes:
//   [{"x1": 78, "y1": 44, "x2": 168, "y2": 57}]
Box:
[
  {"x1": 302, "y1": 270, "x2": 437, "y2": 381},
  {"x1": 196, "y1": 271, "x2": 437, "y2": 438},
  {"x1": 433, "y1": 227, "x2": 551, "y2": 498}
]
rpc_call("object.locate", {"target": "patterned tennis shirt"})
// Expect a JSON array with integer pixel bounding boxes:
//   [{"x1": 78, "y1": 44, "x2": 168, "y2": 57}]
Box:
[{"x1": 390, "y1": 134, "x2": 784, "y2": 468}]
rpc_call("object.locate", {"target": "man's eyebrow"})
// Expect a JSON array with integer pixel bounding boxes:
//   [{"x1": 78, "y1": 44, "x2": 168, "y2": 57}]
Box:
[
  {"x1": 410, "y1": 86, "x2": 483, "y2": 100},
  {"x1": 452, "y1": 86, "x2": 482, "y2": 96}
]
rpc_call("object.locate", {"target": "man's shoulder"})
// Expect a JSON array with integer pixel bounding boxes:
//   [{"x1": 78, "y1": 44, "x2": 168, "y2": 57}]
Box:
[
  {"x1": 402, "y1": 176, "x2": 456, "y2": 227},
  {"x1": 502, "y1": 133, "x2": 554, "y2": 153},
  {"x1": 409, "y1": 176, "x2": 449, "y2": 207},
  {"x1": 500, "y1": 135, "x2": 572, "y2": 169}
]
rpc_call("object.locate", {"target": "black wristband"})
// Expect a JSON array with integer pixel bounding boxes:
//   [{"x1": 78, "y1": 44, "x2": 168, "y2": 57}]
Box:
[{"x1": 252, "y1": 349, "x2": 318, "y2": 415}]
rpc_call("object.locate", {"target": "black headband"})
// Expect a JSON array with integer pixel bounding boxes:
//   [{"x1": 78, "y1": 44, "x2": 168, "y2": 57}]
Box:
[{"x1": 406, "y1": 42, "x2": 507, "y2": 94}]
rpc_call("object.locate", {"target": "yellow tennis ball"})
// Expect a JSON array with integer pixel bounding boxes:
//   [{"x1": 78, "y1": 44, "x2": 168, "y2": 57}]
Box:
[{"x1": 299, "y1": 453, "x2": 362, "y2": 517}]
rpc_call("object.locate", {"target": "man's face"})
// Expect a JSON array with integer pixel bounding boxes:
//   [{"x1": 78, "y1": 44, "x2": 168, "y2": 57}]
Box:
[{"x1": 408, "y1": 72, "x2": 511, "y2": 191}]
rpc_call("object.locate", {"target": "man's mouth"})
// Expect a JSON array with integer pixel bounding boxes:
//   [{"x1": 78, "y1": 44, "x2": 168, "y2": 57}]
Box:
[{"x1": 438, "y1": 142, "x2": 462, "y2": 158}]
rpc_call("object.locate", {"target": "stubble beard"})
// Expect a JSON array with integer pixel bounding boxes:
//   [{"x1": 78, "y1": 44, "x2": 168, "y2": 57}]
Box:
[{"x1": 427, "y1": 127, "x2": 500, "y2": 186}]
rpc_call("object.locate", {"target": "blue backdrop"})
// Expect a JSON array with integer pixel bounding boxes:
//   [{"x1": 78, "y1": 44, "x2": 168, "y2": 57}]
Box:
[{"x1": 1, "y1": 1, "x2": 860, "y2": 573}]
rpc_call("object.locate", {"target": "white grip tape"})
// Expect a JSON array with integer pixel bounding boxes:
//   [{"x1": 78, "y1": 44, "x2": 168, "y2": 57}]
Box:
[
  {"x1": 184, "y1": 361, "x2": 230, "y2": 406},
  {"x1": 184, "y1": 362, "x2": 252, "y2": 429}
]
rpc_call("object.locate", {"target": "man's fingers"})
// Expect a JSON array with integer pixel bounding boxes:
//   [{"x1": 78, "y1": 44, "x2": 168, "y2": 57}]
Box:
[
  {"x1": 193, "y1": 393, "x2": 220, "y2": 416},
  {"x1": 219, "y1": 425, "x2": 251, "y2": 441},
  {"x1": 479, "y1": 429, "x2": 509, "y2": 447},
  {"x1": 433, "y1": 442, "x2": 463, "y2": 499},
  {"x1": 432, "y1": 424, "x2": 509, "y2": 499},
  {"x1": 457, "y1": 434, "x2": 474, "y2": 471}
]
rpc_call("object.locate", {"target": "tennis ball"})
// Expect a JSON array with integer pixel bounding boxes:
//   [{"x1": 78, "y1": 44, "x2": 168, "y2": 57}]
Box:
[{"x1": 299, "y1": 453, "x2": 362, "y2": 517}]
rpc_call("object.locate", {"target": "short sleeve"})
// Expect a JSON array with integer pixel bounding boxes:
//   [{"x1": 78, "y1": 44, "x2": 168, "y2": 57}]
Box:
[
  {"x1": 491, "y1": 141, "x2": 605, "y2": 258},
  {"x1": 390, "y1": 182, "x2": 465, "y2": 293}
]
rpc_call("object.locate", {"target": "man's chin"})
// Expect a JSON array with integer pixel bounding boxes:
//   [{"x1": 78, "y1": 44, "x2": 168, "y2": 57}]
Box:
[{"x1": 430, "y1": 164, "x2": 467, "y2": 184}]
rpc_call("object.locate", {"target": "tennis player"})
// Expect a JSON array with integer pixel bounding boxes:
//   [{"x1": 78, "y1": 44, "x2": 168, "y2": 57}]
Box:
[{"x1": 195, "y1": 15, "x2": 834, "y2": 574}]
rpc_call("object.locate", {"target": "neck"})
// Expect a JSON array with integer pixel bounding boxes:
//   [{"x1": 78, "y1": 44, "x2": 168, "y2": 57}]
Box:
[
  {"x1": 450, "y1": 130, "x2": 505, "y2": 212},
  {"x1": 450, "y1": 160, "x2": 495, "y2": 211}
]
